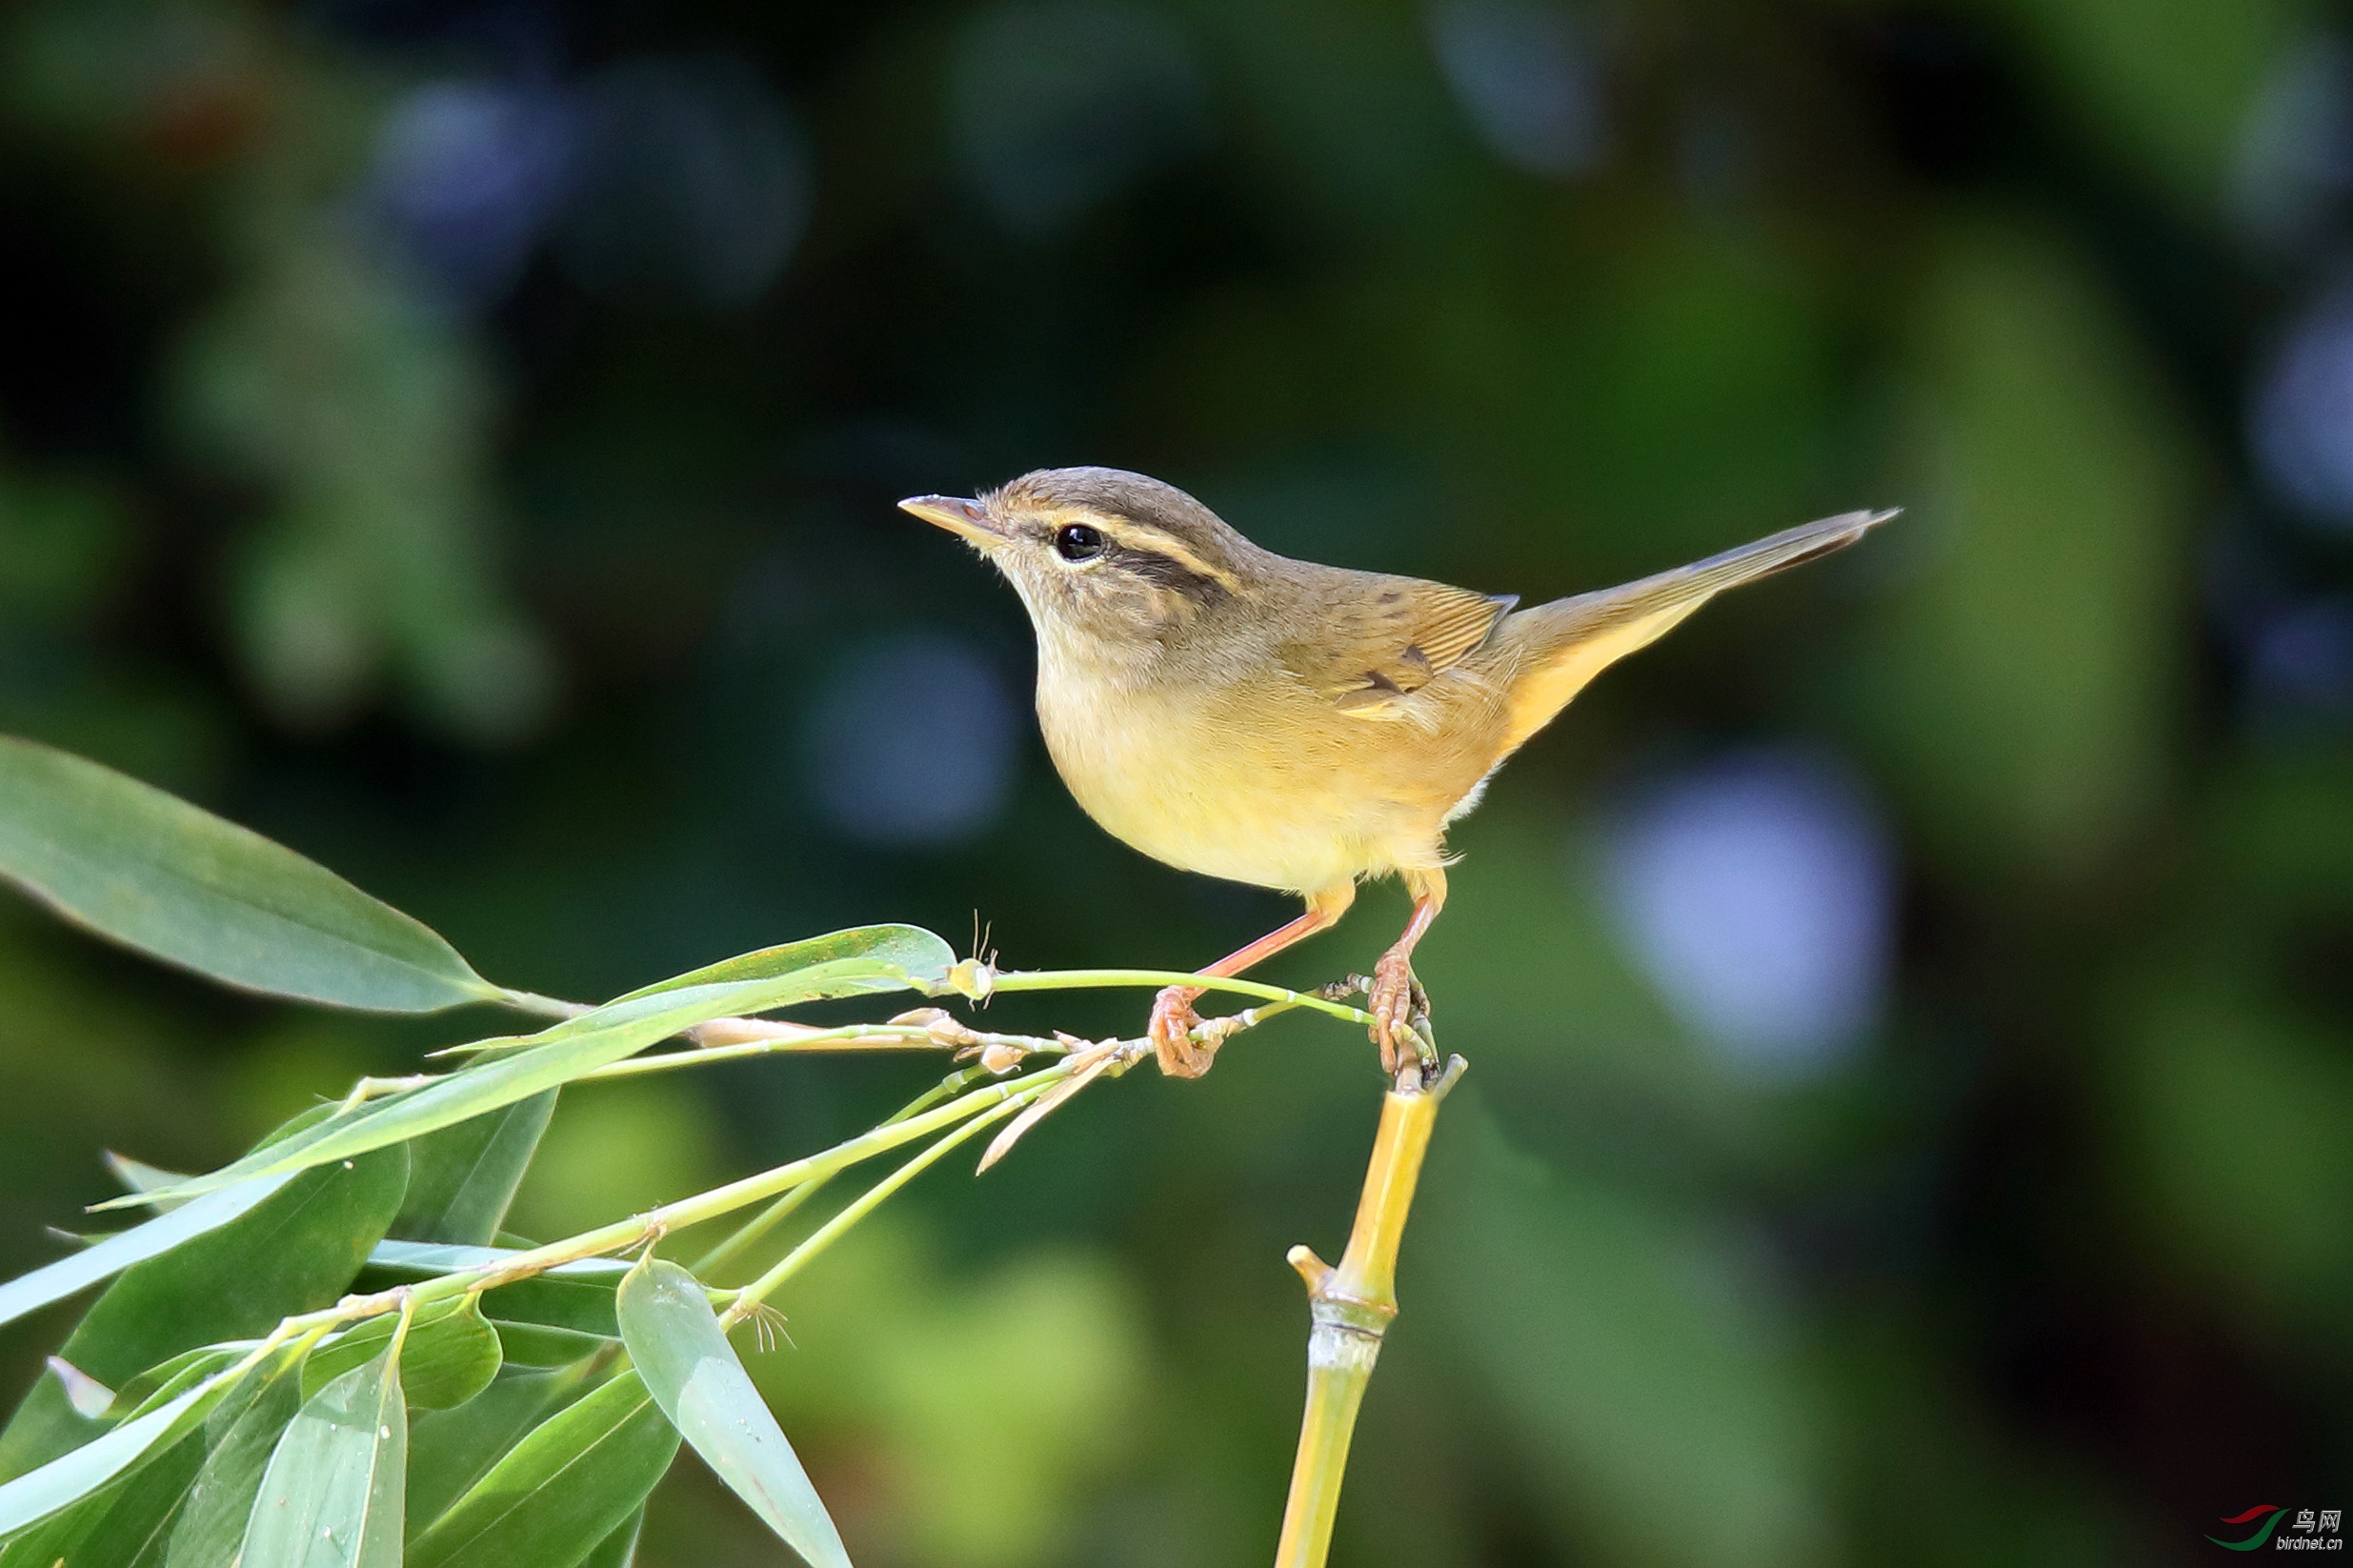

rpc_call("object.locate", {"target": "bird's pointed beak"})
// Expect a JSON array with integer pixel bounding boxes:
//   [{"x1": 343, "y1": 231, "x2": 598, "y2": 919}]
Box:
[{"x1": 898, "y1": 494, "x2": 1002, "y2": 547}]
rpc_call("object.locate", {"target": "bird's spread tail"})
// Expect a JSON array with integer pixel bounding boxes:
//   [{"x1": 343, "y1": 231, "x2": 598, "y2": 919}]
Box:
[{"x1": 1493, "y1": 508, "x2": 1898, "y2": 751}]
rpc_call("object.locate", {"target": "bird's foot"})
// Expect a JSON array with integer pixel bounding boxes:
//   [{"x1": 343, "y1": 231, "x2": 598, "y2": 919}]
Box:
[
  {"x1": 1367, "y1": 952, "x2": 1435, "y2": 1076},
  {"x1": 1149, "y1": 985, "x2": 1217, "y2": 1078}
]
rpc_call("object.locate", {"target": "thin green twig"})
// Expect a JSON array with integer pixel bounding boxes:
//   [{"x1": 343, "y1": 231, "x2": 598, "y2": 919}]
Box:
[
  {"x1": 169, "y1": 1065, "x2": 1077, "y2": 1374},
  {"x1": 987, "y1": 968, "x2": 1377, "y2": 1028},
  {"x1": 582, "y1": 1022, "x2": 946, "y2": 1080},
  {"x1": 408, "y1": 1060, "x2": 1079, "y2": 1308},
  {"x1": 716, "y1": 1087, "x2": 1040, "y2": 1328},
  {"x1": 688, "y1": 1176, "x2": 836, "y2": 1279},
  {"x1": 161, "y1": 967, "x2": 1366, "y2": 1414},
  {"x1": 887, "y1": 1065, "x2": 999, "y2": 1122},
  {"x1": 496, "y1": 989, "x2": 589, "y2": 1020}
]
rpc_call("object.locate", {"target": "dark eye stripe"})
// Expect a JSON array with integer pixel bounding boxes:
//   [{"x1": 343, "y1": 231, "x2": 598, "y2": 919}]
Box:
[{"x1": 1114, "y1": 544, "x2": 1229, "y2": 606}]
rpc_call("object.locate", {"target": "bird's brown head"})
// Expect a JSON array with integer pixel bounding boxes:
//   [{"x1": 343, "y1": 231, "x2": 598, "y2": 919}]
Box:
[{"x1": 900, "y1": 467, "x2": 1265, "y2": 652}]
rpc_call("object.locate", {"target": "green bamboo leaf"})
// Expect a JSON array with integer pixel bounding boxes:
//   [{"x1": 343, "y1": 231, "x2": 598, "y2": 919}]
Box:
[
  {"x1": 407, "y1": 1371, "x2": 678, "y2": 1568},
  {"x1": 107, "y1": 925, "x2": 955, "y2": 1212},
  {"x1": 481, "y1": 1277, "x2": 619, "y2": 1341},
  {"x1": 406, "y1": 1366, "x2": 593, "y2": 1534},
  {"x1": 489, "y1": 1321, "x2": 613, "y2": 1367},
  {"x1": 0, "y1": 1174, "x2": 293, "y2": 1332},
  {"x1": 161, "y1": 1350, "x2": 307, "y2": 1568},
  {"x1": 25, "y1": 1349, "x2": 310, "y2": 1568},
  {"x1": 392, "y1": 1092, "x2": 559, "y2": 1246},
  {"x1": 0, "y1": 1352, "x2": 212, "y2": 1509},
  {"x1": 44, "y1": 1356, "x2": 113, "y2": 1420},
  {"x1": 105, "y1": 1152, "x2": 194, "y2": 1212},
  {"x1": 304, "y1": 1296, "x2": 501, "y2": 1411},
  {"x1": 0, "y1": 734, "x2": 501, "y2": 1011},
  {"x1": 0, "y1": 1346, "x2": 231, "y2": 1535},
  {"x1": 0, "y1": 1373, "x2": 225, "y2": 1538},
  {"x1": 0, "y1": 1401, "x2": 204, "y2": 1567},
  {"x1": 616, "y1": 1258, "x2": 851, "y2": 1568},
  {"x1": 578, "y1": 1507, "x2": 644, "y2": 1568},
  {"x1": 113, "y1": 1348, "x2": 244, "y2": 1421},
  {"x1": 239, "y1": 1343, "x2": 408, "y2": 1568},
  {"x1": 607, "y1": 924, "x2": 958, "y2": 1005},
  {"x1": 45, "y1": 1422, "x2": 204, "y2": 1568},
  {"x1": 0, "y1": 1483, "x2": 104, "y2": 1564},
  {"x1": 504, "y1": 1290, "x2": 628, "y2": 1347},
  {"x1": 0, "y1": 1147, "x2": 408, "y2": 1483},
  {"x1": 362, "y1": 1241, "x2": 628, "y2": 1354},
  {"x1": 0, "y1": 1356, "x2": 233, "y2": 1563},
  {"x1": 365, "y1": 1239, "x2": 630, "y2": 1283},
  {"x1": 252, "y1": 1102, "x2": 349, "y2": 1150},
  {"x1": 107, "y1": 1345, "x2": 251, "y2": 1418}
]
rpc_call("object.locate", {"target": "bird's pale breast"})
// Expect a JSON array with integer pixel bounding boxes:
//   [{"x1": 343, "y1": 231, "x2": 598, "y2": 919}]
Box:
[{"x1": 1032, "y1": 633, "x2": 1505, "y2": 895}]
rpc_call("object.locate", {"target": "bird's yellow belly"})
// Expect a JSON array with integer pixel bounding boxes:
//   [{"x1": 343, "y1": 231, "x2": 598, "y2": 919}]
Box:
[{"x1": 1036, "y1": 671, "x2": 1464, "y2": 895}]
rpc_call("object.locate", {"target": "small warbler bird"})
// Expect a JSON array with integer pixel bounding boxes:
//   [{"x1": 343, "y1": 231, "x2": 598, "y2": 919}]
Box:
[{"x1": 903, "y1": 469, "x2": 1894, "y2": 1079}]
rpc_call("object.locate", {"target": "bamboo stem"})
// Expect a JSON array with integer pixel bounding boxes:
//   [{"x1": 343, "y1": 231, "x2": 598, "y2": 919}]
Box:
[{"x1": 1273, "y1": 1054, "x2": 1465, "y2": 1568}]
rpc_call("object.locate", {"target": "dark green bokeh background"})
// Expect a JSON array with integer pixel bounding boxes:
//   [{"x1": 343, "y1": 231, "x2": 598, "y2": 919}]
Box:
[{"x1": 3, "y1": 1, "x2": 2350, "y2": 1563}]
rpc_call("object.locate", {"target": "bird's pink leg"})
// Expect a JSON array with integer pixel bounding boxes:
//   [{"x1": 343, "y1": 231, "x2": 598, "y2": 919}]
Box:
[
  {"x1": 1368, "y1": 871, "x2": 1446, "y2": 1074},
  {"x1": 1150, "y1": 885, "x2": 1355, "y2": 1078}
]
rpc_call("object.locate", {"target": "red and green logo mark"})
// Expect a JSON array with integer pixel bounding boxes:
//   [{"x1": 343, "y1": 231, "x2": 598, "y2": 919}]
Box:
[
  {"x1": 2210, "y1": 1506, "x2": 2288, "y2": 1551},
  {"x1": 2210, "y1": 1505, "x2": 2344, "y2": 1551}
]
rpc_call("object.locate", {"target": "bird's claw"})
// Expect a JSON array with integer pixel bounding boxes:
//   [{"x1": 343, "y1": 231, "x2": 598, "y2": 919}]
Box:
[
  {"x1": 1368, "y1": 954, "x2": 1434, "y2": 1076},
  {"x1": 1149, "y1": 986, "x2": 1217, "y2": 1078}
]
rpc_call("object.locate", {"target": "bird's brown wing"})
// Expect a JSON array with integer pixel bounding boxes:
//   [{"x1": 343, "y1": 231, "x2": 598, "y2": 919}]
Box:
[{"x1": 1285, "y1": 579, "x2": 1519, "y2": 718}]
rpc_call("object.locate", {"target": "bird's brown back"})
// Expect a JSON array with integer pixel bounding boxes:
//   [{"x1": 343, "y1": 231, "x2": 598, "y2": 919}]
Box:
[{"x1": 928, "y1": 465, "x2": 1894, "y2": 895}]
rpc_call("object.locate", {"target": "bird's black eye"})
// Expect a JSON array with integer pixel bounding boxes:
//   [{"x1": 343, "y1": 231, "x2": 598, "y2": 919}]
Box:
[{"x1": 1054, "y1": 523, "x2": 1106, "y2": 562}]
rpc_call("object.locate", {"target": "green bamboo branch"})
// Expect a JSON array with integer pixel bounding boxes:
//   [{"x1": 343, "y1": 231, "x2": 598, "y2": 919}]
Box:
[
  {"x1": 381, "y1": 968, "x2": 1367, "y2": 1099},
  {"x1": 716, "y1": 1088, "x2": 1040, "y2": 1329},
  {"x1": 495, "y1": 989, "x2": 590, "y2": 1020},
  {"x1": 221, "y1": 1059, "x2": 1084, "y2": 1365},
  {"x1": 1274, "y1": 1054, "x2": 1465, "y2": 1568},
  {"x1": 499, "y1": 964, "x2": 1379, "y2": 1039},
  {"x1": 582, "y1": 1016, "x2": 1053, "y2": 1083},
  {"x1": 263, "y1": 979, "x2": 1327, "y2": 1345},
  {"x1": 451, "y1": 1064, "x2": 1076, "y2": 1297},
  {"x1": 99, "y1": 954, "x2": 1407, "y2": 1557},
  {"x1": 235, "y1": 1056, "x2": 1090, "y2": 1355},
  {"x1": 689, "y1": 1177, "x2": 838, "y2": 1280},
  {"x1": 885, "y1": 1064, "x2": 999, "y2": 1122},
  {"x1": 584, "y1": 1022, "x2": 950, "y2": 1080},
  {"x1": 687, "y1": 1059, "x2": 1020, "y2": 1278},
  {"x1": 986, "y1": 968, "x2": 1378, "y2": 1029}
]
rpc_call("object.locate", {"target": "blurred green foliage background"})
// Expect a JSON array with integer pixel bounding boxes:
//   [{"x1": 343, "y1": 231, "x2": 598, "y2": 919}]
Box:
[{"x1": 2, "y1": 0, "x2": 2349, "y2": 1562}]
